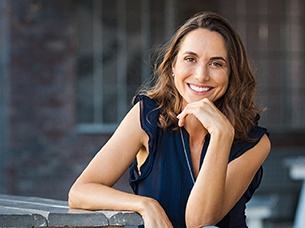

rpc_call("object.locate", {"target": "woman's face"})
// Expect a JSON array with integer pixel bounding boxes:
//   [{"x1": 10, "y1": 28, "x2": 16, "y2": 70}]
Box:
[{"x1": 172, "y1": 28, "x2": 230, "y2": 108}]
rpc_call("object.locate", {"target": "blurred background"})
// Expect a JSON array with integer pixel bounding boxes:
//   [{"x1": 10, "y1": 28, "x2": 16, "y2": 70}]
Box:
[{"x1": 0, "y1": 0, "x2": 304, "y2": 227}]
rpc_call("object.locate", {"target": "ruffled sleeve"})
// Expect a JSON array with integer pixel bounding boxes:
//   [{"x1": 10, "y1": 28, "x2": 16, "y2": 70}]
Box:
[
  {"x1": 133, "y1": 95, "x2": 160, "y2": 147},
  {"x1": 129, "y1": 95, "x2": 160, "y2": 193}
]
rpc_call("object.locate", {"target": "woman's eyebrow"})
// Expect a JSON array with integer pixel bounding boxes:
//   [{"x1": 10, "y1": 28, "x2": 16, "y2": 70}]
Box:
[
  {"x1": 183, "y1": 51, "x2": 199, "y2": 57},
  {"x1": 210, "y1": 56, "x2": 228, "y2": 63}
]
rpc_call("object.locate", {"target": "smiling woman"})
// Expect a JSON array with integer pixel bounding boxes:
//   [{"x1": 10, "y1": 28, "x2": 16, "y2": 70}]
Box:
[
  {"x1": 172, "y1": 29, "x2": 230, "y2": 106},
  {"x1": 69, "y1": 11, "x2": 271, "y2": 228}
]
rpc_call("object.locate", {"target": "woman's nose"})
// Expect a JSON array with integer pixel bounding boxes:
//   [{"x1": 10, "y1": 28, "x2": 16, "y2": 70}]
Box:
[{"x1": 194, "y1": 64, "x2": 210, "y2": 82}]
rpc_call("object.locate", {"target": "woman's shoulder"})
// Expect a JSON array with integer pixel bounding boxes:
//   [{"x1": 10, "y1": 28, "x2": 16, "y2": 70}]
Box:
[
  {"x1": 133, "y1": 94, "x2": 158, "y2": 108},
  {"x1": 133, "y1": 94, "x2": 160, "y2": 118},
  {"x1": 133, "y1": 94, "x2": 161, "y2": 133},
  {"x1": 248, "y1": 125, "x2": 269, "y2": 139},
  {"x1": 229, "y1": 125, "x2": 269, "y2": 161}
]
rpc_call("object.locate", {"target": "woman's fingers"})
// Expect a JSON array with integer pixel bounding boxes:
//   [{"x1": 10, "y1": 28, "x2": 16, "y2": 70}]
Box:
[
  {"x1": 177, "y1": 112, "x2": 186, "y2": 127},
  {"x1": 177, "y1": 98, "x2": 232, "y2": 134},
  {"x1": 177, "y1": 98, "x2": 212, "y2": 127}
]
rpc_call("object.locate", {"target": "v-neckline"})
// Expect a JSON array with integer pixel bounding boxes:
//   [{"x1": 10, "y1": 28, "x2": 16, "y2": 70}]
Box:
[{"x1": 180, "y1": 127, "x2": 210, "y2": 182}]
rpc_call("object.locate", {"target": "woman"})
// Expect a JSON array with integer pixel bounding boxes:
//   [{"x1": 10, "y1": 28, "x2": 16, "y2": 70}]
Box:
[{"x1": 69, "y1": 11, "x2": 271, "y2": 228}]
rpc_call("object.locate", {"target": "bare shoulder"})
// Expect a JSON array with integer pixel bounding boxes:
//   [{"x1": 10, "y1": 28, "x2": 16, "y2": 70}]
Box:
[
  {"x1": 253, "y1": 134, "x2": 271, "y2": 159},
  {"x1": 231, "y1": 134, "x2": 271, "y2": 172}
]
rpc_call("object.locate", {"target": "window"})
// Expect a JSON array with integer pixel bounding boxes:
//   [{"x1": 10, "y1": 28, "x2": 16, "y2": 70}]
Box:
[
  {"x1": 76, "y1": 0, "x2": 174, "y2": 133},
  {"x1": 222, "y1": 0, "x2": 305, "y2": 131},
  {"x1": 76, "y1": 0, "x2": 305, "y2": 133}
]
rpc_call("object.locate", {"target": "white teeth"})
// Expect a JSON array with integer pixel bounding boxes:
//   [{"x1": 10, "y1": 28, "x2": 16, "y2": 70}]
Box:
[{"x1": 189, "y1": 84, "x2": 210, "y2": 92}]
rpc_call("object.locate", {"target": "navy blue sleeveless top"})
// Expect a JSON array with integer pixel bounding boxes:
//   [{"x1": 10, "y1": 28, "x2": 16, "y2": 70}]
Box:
[{"x1": 129, "y1": 95, "x2": 268, "y2": 228}]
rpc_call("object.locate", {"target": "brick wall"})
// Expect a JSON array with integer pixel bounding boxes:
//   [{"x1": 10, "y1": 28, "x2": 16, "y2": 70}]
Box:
[{"x1": 3, "y1": 0, "x2": 115, "y2": 200}]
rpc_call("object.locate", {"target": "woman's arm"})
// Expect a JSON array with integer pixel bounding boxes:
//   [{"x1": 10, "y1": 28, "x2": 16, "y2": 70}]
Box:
[
  {"x1": 177, "y1": 98, "x2": 271, "y2": 227},
  {"x1": 68, "y1": 102, "x2": 173, "y2": 228},
  {"x1": 186, "y1": 134, "x2": 270, "y2": 227}
]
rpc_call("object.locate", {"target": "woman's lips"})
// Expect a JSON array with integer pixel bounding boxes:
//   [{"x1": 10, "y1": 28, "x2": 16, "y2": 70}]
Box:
[{"x1": 188, "y1": 84, "x2": 212, "y2": 93}]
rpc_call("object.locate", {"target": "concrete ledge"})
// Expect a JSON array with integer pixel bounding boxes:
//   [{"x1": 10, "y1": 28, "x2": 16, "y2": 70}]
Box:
[
  {"x1": 1, "y1": 193, "x2": 275, "y2": 227},
  {"x1": 107, "y1": 210, "x2": 143, "y2": 226},
  {"x1": 0, "y1": 194, "x2": 143, "y2": 227},
  {"x1": 0, "y1": 207, "x2": 47, "y2": 227}
]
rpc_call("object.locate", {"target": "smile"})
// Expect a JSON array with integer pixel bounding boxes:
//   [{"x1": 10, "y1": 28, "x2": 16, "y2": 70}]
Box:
[{"x1": 189, "y1": 84, "x2": 212, "y2": 93}]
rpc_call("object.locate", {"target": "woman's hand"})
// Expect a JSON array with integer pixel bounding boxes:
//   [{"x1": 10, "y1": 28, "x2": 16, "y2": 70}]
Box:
[
  {"x1": 138, "y1": 197, "x2": 173, "y2": 228},
  {"x1": 177, "y1": 98, "x2": 234, "y2": 138}
]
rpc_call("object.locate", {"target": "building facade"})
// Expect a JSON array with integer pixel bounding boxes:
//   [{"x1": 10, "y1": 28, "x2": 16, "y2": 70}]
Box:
[{"x1": 0, "y1": 0, "x2": 304, "y2": 225}]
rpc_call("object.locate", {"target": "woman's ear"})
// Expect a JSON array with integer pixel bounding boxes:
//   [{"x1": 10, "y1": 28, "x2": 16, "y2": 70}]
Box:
[{"x1": 171, "y1": 61, "x2": 176, "y2": 75}]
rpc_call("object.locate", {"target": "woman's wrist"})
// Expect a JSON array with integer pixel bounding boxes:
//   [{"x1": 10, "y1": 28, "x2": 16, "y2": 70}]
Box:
[
  {"x1": 135, "y1": 196, "x2": 158, "y2": 215},
  {"x1": 211, "y1": 127, "x2": 234, "y2": 143}
]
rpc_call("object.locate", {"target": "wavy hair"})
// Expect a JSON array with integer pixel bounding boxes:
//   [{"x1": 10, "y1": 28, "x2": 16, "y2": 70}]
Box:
[{"x1": 137, "y1": 11, "x2": 262, "y2": 141}]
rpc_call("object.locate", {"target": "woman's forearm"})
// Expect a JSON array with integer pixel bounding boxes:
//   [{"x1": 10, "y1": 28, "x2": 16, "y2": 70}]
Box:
[
  {"x1": 68, "y1": 182, "x2": 174, "y2": 228},
  {"x1": 68, "y1": 182, "x2": 147, "y2": 213},
  {"x1": 185, "y1": 133, "x2": 233, "y2": 227}
]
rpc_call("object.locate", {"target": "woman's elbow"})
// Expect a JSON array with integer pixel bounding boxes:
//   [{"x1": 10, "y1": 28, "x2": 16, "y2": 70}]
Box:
[
  {"x1": 186, "y1": 217, "x2": 217, "y2": 228},
  {"x1": 68, "y1": 184, "x2": 79, "y2": 209},
  {"x1": 185, "y1": 210, "x2": 222, "y2": 228},
  {"x1": 68, "y1": 182, "x2": 87, "y2": 209}
]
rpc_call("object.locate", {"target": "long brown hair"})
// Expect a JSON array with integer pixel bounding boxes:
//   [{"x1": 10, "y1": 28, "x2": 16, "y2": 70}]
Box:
[{"x1": 137, "y1": 11, "x2": 262, "y2": 141}]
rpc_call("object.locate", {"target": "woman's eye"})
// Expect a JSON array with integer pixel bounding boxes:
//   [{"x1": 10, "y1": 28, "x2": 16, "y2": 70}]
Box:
[
  {"x1": 185, "y1": 57, "x2": 195, "y2": 62},
  {"x1": 211, "y1": 61, "x2": 223, "y2": 67}
]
